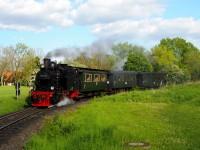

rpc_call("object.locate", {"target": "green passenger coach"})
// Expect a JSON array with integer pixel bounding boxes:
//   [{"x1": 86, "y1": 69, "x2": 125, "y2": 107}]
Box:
[{"x1": 78, "y1": 69, "x2": 108, "y2": 92}]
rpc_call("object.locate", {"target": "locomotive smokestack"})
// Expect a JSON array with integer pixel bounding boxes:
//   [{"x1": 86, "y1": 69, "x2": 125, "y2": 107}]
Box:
[{"x1": 44, "y1": 58, "x2": 51, "y2": 69}]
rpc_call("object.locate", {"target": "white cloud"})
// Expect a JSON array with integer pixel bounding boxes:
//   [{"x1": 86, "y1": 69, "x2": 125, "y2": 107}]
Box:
[
  {"x1": 73, "y1": 0, "x2": 164, "y2": 24},
  {"x1": 0, "y1": 0, "x2": 73, "y2": 31},
  {"x1": 0, "y1": 0, "x2": 199, "y2": 47},
  {"x1": 0, "y1": 0, "x2": 164, "y2": 31},
  {"x1": 92, "y1": 18, "x2": 200, "y2": 43}
]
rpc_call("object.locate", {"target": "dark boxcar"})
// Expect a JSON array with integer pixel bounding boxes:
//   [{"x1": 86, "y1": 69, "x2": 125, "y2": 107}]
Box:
[
  {"x1": 77, "y1": 68, "x2": 108, "y2": 92},
  {"x1": 137, "y1": 72, "x2": 166, "y2": 88},
  {"x1": 109, "y1": 71, "x2": 137, "y2": 89}
]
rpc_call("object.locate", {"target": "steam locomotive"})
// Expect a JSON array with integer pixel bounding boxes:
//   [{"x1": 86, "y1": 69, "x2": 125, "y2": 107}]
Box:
[{"x1": 31, "y1": 58, "x2": 166, "y2": 107}]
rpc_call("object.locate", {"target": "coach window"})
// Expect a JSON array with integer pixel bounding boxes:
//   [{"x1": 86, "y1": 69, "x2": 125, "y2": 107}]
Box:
[
  {"x1": 85, "y1": 73, "x2": 92, "y2": 82},
  {"x1": 101, "y1": 74, "x2": 106, "y2": 82},
  {"x1": 94, "y1": 74, "x2": 100, "y2": 82}
]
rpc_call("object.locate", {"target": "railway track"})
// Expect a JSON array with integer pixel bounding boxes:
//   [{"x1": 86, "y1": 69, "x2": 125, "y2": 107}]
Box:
[
  {"x1": 0, "y1": 107, "x2": 45, "y2": 131},
  {"x1": 0, "y1": 99, "x2": 90, "y2": 148},
  {"x1": 0, "y1": 99, "x2": 88, "y2": 134},
  {"x1": 0, "y1": 107, "x2": 49, "y2": 147}
]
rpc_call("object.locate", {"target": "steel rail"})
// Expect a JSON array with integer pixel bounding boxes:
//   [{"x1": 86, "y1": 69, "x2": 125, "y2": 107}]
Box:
[
  {"x1": 0, "y1": 107, "x2": 35, "y2": 121},
  {"x1": 0, "y1": 109, "x2": 42, "y2": 131}
]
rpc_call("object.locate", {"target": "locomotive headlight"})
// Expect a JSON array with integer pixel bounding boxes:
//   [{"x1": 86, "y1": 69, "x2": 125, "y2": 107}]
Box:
[{"x1": 50, "y1": 86, "x2": 54, "y2": 90}]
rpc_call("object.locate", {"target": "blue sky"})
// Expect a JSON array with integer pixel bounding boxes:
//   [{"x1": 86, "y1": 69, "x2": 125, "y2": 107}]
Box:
[
  {"x1": 164, "y1": 0, "x2": 200, "y2": 18},
  {"x1": 0, "y1": 26, "x2": 95, "y2": 51},
  {"x1": 0, "y1": 0, "x2": 199, "y2": 53}
]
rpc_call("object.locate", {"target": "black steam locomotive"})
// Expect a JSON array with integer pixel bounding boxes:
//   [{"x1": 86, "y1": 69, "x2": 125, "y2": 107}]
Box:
[{"x1": 31, "y1": 58, "x2": 166, "y2": 107}]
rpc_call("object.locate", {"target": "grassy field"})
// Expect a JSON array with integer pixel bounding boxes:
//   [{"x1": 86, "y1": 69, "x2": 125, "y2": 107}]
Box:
[
  {"x1": 25, "y1": 83, "x2": 200, "y2": 150},
  {"x1": 0, "y1": 86, "x2": 29, "y2": 115}
]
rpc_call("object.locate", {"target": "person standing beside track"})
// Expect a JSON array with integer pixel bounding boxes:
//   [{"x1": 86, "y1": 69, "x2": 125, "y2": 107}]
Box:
[{"x1": 15, "y1": 82, "x2": 21, "y2": 99}]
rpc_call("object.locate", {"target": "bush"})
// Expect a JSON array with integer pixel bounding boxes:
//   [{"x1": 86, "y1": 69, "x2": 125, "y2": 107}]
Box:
[{"x1": 166, "y1": 65, "x2": 190, "y2": 84}]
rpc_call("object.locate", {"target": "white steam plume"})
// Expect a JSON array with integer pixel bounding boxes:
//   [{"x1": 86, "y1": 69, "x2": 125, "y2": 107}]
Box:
[{"x1": 56, "y1": 97, "x2": 75, "y2": 107}]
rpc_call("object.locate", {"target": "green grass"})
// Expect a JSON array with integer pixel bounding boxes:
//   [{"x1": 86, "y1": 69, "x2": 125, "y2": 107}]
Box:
[
  {"x1": 0, "y1": 86, "x2": 29, "y2": 115},
  {"x1": 25, "y1": 83, "x2": 200, "y2": 150}
]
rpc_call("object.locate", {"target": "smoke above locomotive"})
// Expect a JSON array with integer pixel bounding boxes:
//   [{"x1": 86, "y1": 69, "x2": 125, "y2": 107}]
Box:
[{"x1": 44, "y1": 39, "x2": 124, "y2": 70}]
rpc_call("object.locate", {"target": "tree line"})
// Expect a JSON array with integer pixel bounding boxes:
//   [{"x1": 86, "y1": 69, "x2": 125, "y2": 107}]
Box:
[
  {"x1": 69, "y1": 37, "x2": 200, "y2": 84},
  {"x1": 0, "y1": 37, "x2": 200, "y2": 86},
  {"x1": 0, "y1": 43, "x2": 40, "y2": 86}
]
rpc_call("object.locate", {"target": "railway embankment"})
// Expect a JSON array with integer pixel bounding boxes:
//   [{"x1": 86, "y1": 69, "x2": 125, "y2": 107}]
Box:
[{"x1": 25, "y1": 82, "x2": 200, "y2": 150}]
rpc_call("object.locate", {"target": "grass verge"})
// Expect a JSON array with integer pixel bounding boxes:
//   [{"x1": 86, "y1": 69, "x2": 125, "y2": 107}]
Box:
[
  {"x1": 25, "y1": 83, "x2": 200, "y2": 150},
  {"x1": 0, "y1": 86, "x2": 29, "y2": 115}
]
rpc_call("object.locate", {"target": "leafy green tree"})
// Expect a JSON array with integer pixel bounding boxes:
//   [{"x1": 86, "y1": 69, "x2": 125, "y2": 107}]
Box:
[
  {"x1": 112, "y1": 42, "x2": 148, "y2": 70},
  {"x1": 184, "y1": 51, "x2": 200, "y2": 80},
  {"x1": 112, "y1": 42, "x2": 145, "y2": 60},
  {"x1": 0, "y1": 43, "x2": 40, "y2": 85},
  {"x1": 0, "y1": 48, "x2": 11, "y2": 85},
  {"x1": 123, "y1": 51, "x2": 153, "y2": 72},
  {"x1": 150, "y1": 37, "x2": 200, "y2": 83},
  {"x1": 159, "y1": 37, "x2": 199, "y2": 67},
  {"x1": 10, "y1": 43, "x2": 32, "y2": 82},
  {"x1": 21, "y1": 55, "x2": 40, "y2": 84},
  {"x1": 151, "y1": 45, "x2": 178, "y2": 72}
]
